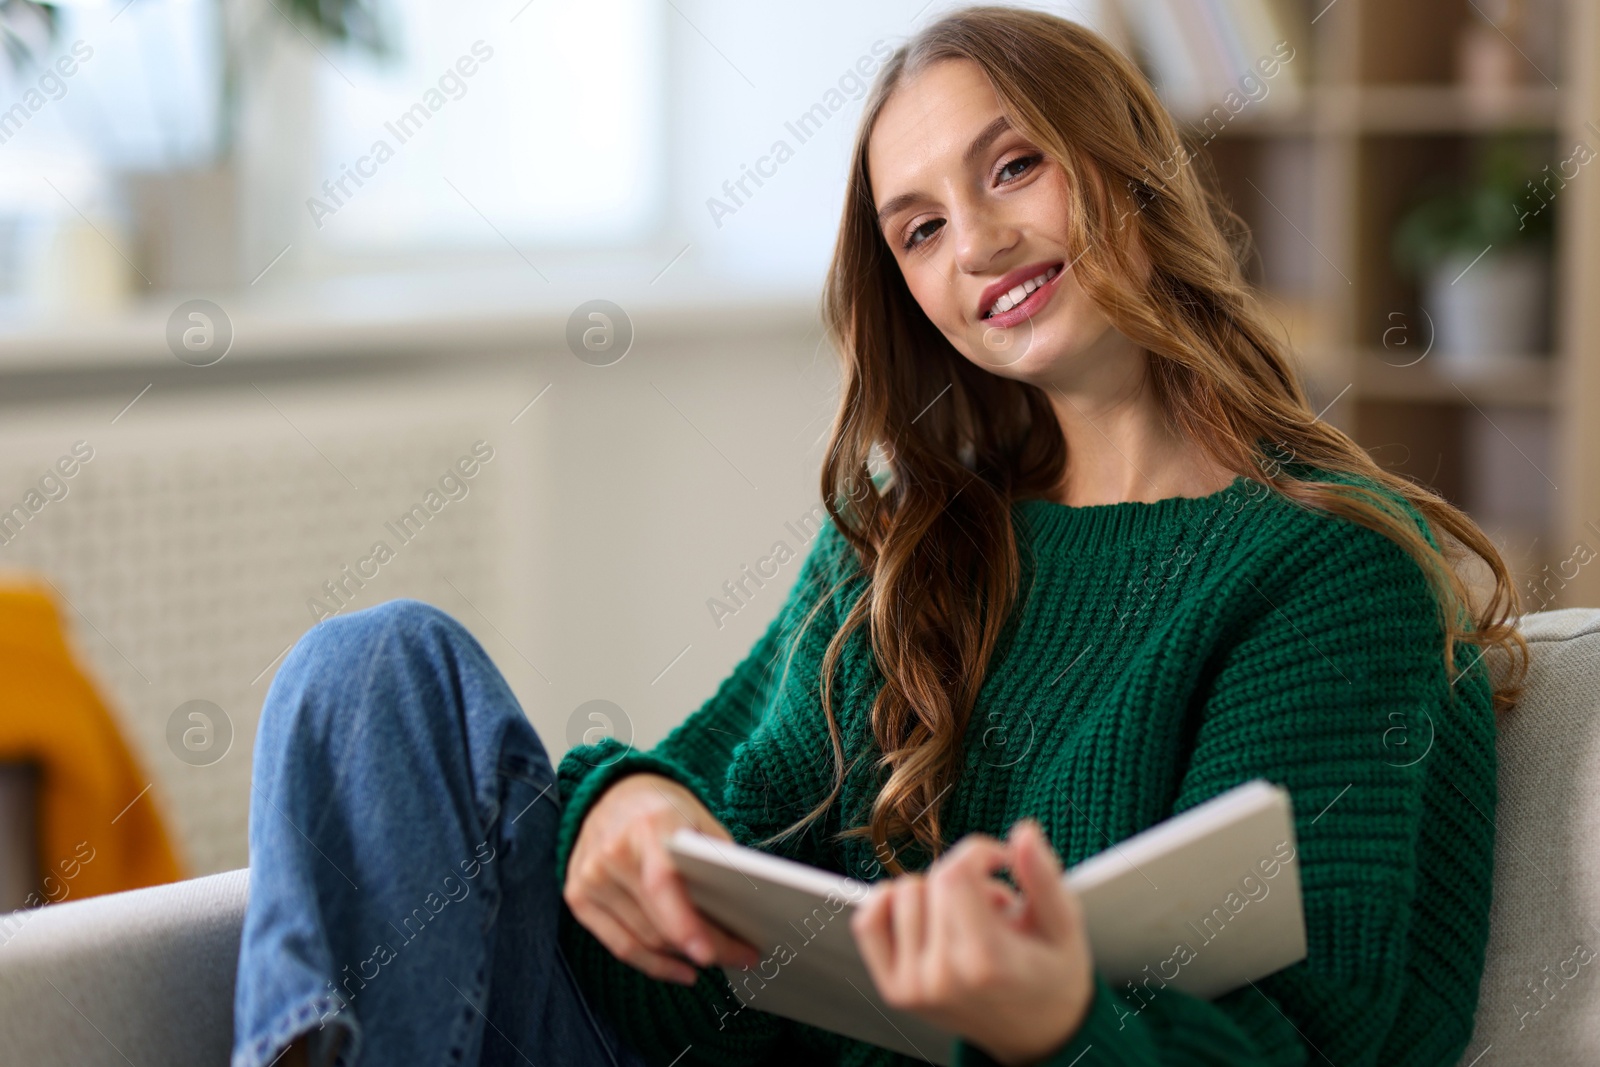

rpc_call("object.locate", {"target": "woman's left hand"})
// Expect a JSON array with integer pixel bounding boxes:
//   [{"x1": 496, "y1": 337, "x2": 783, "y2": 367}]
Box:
[{"x1": 851, "y1": 818, "x2": 1094, "y2": 1067}]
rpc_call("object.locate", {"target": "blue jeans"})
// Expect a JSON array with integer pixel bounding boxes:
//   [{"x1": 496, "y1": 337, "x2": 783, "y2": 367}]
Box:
[{"x1": 233, "y1": 599, "x2": 656, "y2": 1067}]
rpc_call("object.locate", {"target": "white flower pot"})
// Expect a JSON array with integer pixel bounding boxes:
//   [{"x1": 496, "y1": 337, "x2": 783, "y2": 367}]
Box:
[
  {"x1": 1423, "y1": 247, "x2": 1550, "y2": 373},
  {"x1": 122, "y1": 164, "x2": 242, "y2": 292}
]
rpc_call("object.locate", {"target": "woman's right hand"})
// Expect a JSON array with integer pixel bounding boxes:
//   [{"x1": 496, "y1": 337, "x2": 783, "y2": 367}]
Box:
[{"x1": 564, "y1": 772, "x2": 762, "y2": 985}]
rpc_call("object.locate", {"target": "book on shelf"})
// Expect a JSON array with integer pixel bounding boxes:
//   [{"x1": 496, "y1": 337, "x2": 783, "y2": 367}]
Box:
[{"x1": 1108, "y1": 0, "x2": 1306, "y2": 121}]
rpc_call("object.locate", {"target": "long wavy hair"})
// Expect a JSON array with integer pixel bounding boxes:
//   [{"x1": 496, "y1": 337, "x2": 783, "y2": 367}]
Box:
[{"x1": 753, "y1": 6, "x2": 1530, "y2": 875}]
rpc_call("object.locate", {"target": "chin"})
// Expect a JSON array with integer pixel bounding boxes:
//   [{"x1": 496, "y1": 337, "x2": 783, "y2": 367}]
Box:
[{"x1": 959, "y1": 326, "x2": 1080, "y2": 382}]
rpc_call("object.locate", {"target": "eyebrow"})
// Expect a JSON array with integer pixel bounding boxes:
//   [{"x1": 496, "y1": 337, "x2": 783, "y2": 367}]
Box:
[{"x1": 873, "y1": 115, "x2": 1015, "y2": 230}]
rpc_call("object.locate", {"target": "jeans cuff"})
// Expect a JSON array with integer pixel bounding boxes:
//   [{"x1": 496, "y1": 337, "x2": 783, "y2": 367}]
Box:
[{"x1": 233, "y1": 991, "x2": 360, "y2": 1067}]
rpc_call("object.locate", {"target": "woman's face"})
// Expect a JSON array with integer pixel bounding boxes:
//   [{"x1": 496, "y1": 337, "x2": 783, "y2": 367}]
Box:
[{"x1": 868, "y1": 58, "x2": 1130, "y2": 382}]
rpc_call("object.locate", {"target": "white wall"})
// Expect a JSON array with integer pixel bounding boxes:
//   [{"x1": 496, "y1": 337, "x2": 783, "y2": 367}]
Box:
[{"x1": 0, "y1": 306, "x2": 837, "y2": 876}]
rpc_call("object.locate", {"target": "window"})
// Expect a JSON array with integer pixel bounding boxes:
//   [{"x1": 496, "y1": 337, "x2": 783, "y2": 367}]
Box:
[{"x1": 313, "y1": 0, "x2": 665, "y2": 252}]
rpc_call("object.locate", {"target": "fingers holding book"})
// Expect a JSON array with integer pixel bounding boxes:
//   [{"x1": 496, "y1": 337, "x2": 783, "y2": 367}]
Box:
[
  {"x1": 564, "y1": 772, "x2": 763, "y2": 986},
  {"x1": 850, "y1": 819, "x2": 1095, "y2": 1065}
]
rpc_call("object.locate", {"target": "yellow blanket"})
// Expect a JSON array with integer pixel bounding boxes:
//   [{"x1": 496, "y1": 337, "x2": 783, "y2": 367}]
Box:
[{"x1": 0, "y1": 581, "x2": 183, "y2": 905}]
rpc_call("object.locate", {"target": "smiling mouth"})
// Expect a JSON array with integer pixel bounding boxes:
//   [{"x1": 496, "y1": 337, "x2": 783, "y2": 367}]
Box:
[{"x1": 981, "y1": 263, "x2": 1062, "y2": 320}]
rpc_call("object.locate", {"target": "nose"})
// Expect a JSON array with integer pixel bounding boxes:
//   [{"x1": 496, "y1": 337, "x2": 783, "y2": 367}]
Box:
[{"x1": 952, "y1": 199, "x2": 1020, "y2": 279}]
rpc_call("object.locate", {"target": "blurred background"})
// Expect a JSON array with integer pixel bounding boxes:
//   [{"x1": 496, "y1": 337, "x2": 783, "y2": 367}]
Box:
[{"x1": 0, "y1": 0, "x2": 1595, "y2": 900}]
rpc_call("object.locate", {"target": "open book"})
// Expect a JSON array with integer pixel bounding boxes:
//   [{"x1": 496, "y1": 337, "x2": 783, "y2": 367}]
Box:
[{"x1": 665, "y1": 778, "x2": 1306, "y2": 1065}]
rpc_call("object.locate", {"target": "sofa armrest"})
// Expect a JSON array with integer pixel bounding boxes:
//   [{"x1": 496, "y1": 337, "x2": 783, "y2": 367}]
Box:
[{"x1": 0, "y1": 867, "x2": 248, "y2": 1067}]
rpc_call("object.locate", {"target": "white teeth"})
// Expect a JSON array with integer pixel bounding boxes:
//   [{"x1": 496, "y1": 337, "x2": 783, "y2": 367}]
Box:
[{"x1": 985, "y1": 265, "x2": 1062, "y2": 318}]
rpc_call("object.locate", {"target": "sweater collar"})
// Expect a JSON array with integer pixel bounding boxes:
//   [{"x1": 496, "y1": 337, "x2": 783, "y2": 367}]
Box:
[{"x1": 1011, "y1": 475, "x2": 1255, "y2": 554}]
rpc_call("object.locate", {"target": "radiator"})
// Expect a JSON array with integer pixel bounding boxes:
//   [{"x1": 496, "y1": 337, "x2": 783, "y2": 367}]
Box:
[{"x1": 0, "y1": 356, "x2": 542, "y2": 876}]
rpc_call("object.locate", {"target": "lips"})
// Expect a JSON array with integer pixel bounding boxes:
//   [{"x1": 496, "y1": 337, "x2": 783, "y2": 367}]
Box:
[{"x1": 978, "y1": 261, "x2": 1064, "y2": 325}]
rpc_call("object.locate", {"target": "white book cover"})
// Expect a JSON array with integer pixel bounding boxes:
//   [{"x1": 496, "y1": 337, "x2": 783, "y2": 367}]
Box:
[{"x1": 666, "y1": 779, "x2": 1307, "y2": 1065}]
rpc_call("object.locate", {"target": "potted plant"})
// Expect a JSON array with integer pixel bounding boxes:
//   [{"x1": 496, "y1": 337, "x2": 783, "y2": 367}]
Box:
[
  {"x1": 0, "y1": 0, "x2": 54, "y2": 77},
  {"x1": 132, "y1": 0, "x2": 392, "y2": 289},
  {"x1": 1391, "y1": 136, "x2": 1556, "y2": 375},
  {"x1": 2, "y1": 0, "x2": 392, "y2": 293}
]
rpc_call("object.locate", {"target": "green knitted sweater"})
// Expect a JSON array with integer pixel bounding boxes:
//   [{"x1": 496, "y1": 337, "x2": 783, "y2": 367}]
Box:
[{"x1": 553, "y1": 466, "x2": 1496, "y2": 1066}]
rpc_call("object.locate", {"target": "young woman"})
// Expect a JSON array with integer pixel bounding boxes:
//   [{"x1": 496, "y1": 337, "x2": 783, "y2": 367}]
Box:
[{"x1": 234, "y1": 8, "x2": 1529, "y2": 1067}]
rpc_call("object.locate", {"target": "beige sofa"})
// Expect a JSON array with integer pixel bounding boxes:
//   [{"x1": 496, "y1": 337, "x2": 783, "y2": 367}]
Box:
[{"x1": 1, "y1": 608, "x2": 1597, "y2": 1066}]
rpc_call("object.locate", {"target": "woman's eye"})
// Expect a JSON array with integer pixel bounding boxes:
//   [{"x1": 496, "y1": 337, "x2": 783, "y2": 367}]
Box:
[
  {"x1": 998, "y1": 154, "x2": 1040, "y2": 183},
  {"x1": 903, "y1": 218, "x2": 943, "y2": 251}
]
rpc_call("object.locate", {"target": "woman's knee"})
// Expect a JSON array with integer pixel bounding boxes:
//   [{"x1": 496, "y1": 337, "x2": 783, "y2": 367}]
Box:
[
  {"x1": 296, "y1": 598, "x2": 542, "y2": 749},
  {"x1": 280, "y1": 599, "x2": 478, "y2": 683},
  {"x1": 319, "y1": 598, "x2": 474, "y2": 655},
  {"x1": 262, "y1": 599, "x2": 486, "y2": 739},
  {"x1": 256, "y1": 599, "x2": 557, "y2": 878}
]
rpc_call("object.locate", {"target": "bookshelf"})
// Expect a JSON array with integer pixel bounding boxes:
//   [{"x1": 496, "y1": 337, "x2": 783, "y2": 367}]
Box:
[{"x1": 1106, "y1": 0, "x2": 1600, "y2": 610}]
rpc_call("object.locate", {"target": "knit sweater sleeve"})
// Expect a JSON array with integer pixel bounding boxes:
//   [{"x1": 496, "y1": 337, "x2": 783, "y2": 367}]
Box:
[{"x1": 955, "y1": 511, "x2": 1495, "y2": 1066}]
